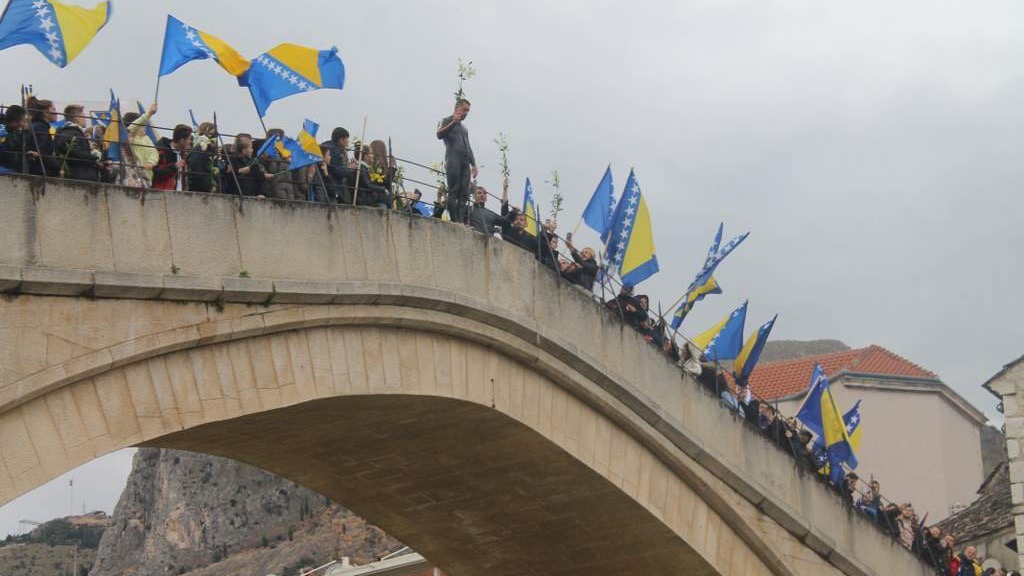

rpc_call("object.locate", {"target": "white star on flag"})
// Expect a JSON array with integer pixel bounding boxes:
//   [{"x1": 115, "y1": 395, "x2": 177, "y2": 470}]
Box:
[
  {"x1": 297, "y1": 81, "x2": 310, "y2": 91},
  {"x1": 35, "y1": 6, "x2": 50, "y2": 17},
  {"x1": 39, "y1": 17, "x2": 55, "y2": 31},
  {"x1": 48, "y1": 46, "x2": 62, "y2": 61},
  {"x1": 32, "y1": 0, "x2": 47, "y2": 8}
]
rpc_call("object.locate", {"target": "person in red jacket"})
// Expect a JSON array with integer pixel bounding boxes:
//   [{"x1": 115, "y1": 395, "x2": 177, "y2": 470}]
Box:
[{"x1": 152, "y1": 125, "x2": 193, "y2": 191}]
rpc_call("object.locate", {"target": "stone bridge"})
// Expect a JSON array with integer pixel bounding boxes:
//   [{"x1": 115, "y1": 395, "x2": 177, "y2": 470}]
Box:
[{"x1": 0, "y1": 176, "x2": 928, "y2": 576}]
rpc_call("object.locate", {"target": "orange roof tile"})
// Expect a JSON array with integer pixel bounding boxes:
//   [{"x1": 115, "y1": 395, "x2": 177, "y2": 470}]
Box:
[{"x1": 748, "y1": 345, "x2": 939, "y2": 401}]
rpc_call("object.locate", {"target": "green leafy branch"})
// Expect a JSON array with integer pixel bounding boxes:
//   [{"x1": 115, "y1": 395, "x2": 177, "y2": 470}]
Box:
[
  {"x1": 546, "y1": 169, "x2": 563, "y2": 225},
  {"x1": 494, "y1": 132, "x2": 510, "y2": 180},
  {"x1": 454, "y1": 59, "x2": 477, "y2": 101}
]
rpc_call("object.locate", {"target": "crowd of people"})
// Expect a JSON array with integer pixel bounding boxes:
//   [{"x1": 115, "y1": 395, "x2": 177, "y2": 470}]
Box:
[{"x1": 0, "y1": 94, "x2": 1014, "y2": 575}]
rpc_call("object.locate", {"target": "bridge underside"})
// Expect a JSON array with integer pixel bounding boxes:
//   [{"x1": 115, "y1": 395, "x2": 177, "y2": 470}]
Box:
[{"x1": 147, "y1": 395, "x2": 717, "y2": 576}]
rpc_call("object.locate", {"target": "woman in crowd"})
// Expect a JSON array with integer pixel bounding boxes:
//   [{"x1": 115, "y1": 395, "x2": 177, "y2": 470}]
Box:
[
  {"x1": 0, "y1": 104, "x2": 27, "y2": 173},
  {"x1": 25, "y1": 96, "x2": 58, "y2": 176},
  {"x1": 121, "y1": 102, "x2": 159, "y2": 186}
]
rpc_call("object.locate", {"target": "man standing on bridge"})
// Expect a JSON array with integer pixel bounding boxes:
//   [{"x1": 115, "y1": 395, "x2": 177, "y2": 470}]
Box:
[{"x1": 436, "y1": 99, "x2": 478, "y2": 224}]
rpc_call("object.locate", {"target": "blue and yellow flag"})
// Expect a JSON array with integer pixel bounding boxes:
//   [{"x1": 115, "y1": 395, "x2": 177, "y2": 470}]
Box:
[
  {"x1": 583, "y1": 165, "x2": 614, "y2": 239},
  {"x1": 843, "y1": 400, "x2": 862, "y2": 455},
  {"x1": 0, "y1": 0, "x2": 111, "y2": 67},
  {"x1": 693, "y1": 301, "x2": 747, "y2": 361},
  {"x1": 254, "y1": 133, "x2": 291, "y2": 161},
  {"x1": 605, "y1": 169, "x2": 659, "y2": 286},
  {"x1": 102, "y1": 90, "x2": 127, "y2": 162},
  {"x1": 797, "y1": 364, "x2": 858, "y2": 470},
  {"x1": 670, "y1": 275, "x2": 722, "y2": 330},
  {"x1": 278, "y1": 122, "x2": 321, "y2": 172},
  {"x1": 298, "y1": 119, "x2": 320, "y2": 157},
  {"x1": 671, "y1": 223, "x2": 749, "y2": 329},
  {"x1": 733, "y1": 314, "x2": 778, "y2": 383},
  {"x1": 241, "y1": 43, "x2": 346, "y2": 117},
  {"x1": 158, "y1": 15, "x2": 250, "y2": 78},
  {"x1": 523, "y1": 177, "x2": 540, "y2": 237}
]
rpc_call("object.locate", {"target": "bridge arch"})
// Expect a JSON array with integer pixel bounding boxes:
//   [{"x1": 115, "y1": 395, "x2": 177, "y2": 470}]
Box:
[{"x1": 0, "y1": 177, "x2": 931, "y2": 576}]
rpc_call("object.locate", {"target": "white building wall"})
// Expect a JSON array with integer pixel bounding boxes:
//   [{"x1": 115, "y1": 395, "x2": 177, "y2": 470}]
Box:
[{"x1": 775, "y1": 377, "x2": 982, "y2": 521}]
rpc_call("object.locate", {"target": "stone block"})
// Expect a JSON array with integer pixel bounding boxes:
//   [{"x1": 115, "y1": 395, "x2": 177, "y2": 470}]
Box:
[
  {"x1": 759, "y1": 497, "x2": 811, "y2": 539},
  {"x1": 93, "y1": 272, "x2": 164, "y2": 299},
  {"x1": 272, "y1": 280, "x2": 338, "y2": 304},
  {"x1": 163, "y1": 192, "x2": 242, "y2": 277},
  {"x1": 1011, "y1": 482, "x2": 1024, "y2": 505},
  {"x1": 35, "y1": 183, "x2": 115, "y2": 271},
  {"x1": 222, "y1": 277, "x2": 274, "y2": 304},
  {"x1": 1005, "y1": 395, "x2": 1020, "y2": 418},
  {"x1": 161, "y1": 275, "x2": 222, "y2": 301},
  {"x1": 0, "y1": 265, "x2": 21, "y2": 292},
  {"x1": 1011, "y1": 460, "x2": 1024, "y2": 484},
  {"x1": 803, "y1": 528, "x2": 836, "y2": 559},
  {"x1": 826, "y1": 548, "x2": 872, "y2": 576},
  {"x1": 19, "y1": 267, "x2": 94, "y2": 296},
  {"x1": 106, "y1": 189, "x2": 174, "y2": 275},
  {"x1": 1006, "y1": 417, "x2": 1024, "y2": 440}
]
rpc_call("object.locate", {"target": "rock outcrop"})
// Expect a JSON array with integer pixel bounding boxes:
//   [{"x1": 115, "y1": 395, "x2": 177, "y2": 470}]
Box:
[{"x1": 90, "y1": 449, "x2": 399, "y2": 576}]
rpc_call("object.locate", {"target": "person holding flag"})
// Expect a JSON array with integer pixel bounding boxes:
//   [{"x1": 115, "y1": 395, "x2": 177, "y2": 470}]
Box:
[{"x1": 120, "y1": 102, "x2": 159, "y2": 186}]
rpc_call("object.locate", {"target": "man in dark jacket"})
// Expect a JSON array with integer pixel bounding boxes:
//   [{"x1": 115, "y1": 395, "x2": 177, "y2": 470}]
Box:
[
  {"x1": 500, "y1": 208, "x2": 540, "y2": 255},
  {"x1": 467, "y1": 184, "x2": 508, "y2": 235},
  {"x1": 186, "y1": 142, "x2": 214, "y2": 193},
  {"x1": 321, "y1": 126, "x2": 354, "y2": 204},
  {"x1": 436, "y1": 99, "x2": 477, "y2": 223},
  {"x1": 0, "y1": 105, "x2": 28, "y2": 173},
  {"x1": 54, "y1": 105, "x2": 100, "y2": 182}
]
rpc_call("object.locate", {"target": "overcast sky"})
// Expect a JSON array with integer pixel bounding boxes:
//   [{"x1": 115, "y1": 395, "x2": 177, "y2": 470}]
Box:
[{"x1": 2, "y1": 0, "x2": 1023, "y2": 538}]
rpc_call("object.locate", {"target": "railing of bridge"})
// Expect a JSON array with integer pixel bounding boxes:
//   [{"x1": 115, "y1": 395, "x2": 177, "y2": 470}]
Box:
[{"x1": 0, "y1": 104, "x2": 955, "y2": 575}]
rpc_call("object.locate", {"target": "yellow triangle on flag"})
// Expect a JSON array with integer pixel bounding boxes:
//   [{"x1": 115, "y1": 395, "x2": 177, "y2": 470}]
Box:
[{"x1": 692, "y1": 311, "x2": 730, "y2": 350}]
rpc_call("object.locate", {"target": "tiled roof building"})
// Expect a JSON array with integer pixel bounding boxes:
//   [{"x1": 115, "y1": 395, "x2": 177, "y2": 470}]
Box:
[
  {"x1": 747, "y1": 345, "x2": 938, "y2": 401},
  {"x1": 761, "y1": 344, "x2": 986, "y2": 522}
]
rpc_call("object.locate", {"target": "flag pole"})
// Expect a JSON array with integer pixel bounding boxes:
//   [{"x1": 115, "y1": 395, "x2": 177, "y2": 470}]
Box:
[
  {"x1": 214, "y1": 111, "x2": 244, "y2": 202},
  {"x1": 154, "y1": 75, "x2": 162, "y2": 104},
  {"x1": 351, "y1": 115, "x2": 367, "y2": 206}
]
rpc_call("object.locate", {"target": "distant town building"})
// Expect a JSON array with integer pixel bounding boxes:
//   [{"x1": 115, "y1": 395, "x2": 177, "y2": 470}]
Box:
[
  {"x1": 981, "y1": 354, "x2": 1024, "y2": 571},
  {"x1": 325, "y1": 552, "x2": 441, "y2": 576},
  {"x1": 750, "y1": 345, "x2": 987, "y2": 520}
]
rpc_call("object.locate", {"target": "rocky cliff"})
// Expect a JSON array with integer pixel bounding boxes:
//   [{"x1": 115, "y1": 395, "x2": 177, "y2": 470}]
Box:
[{"x1": 90, "y1": 449, "x2": 400, "y2": 576}]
